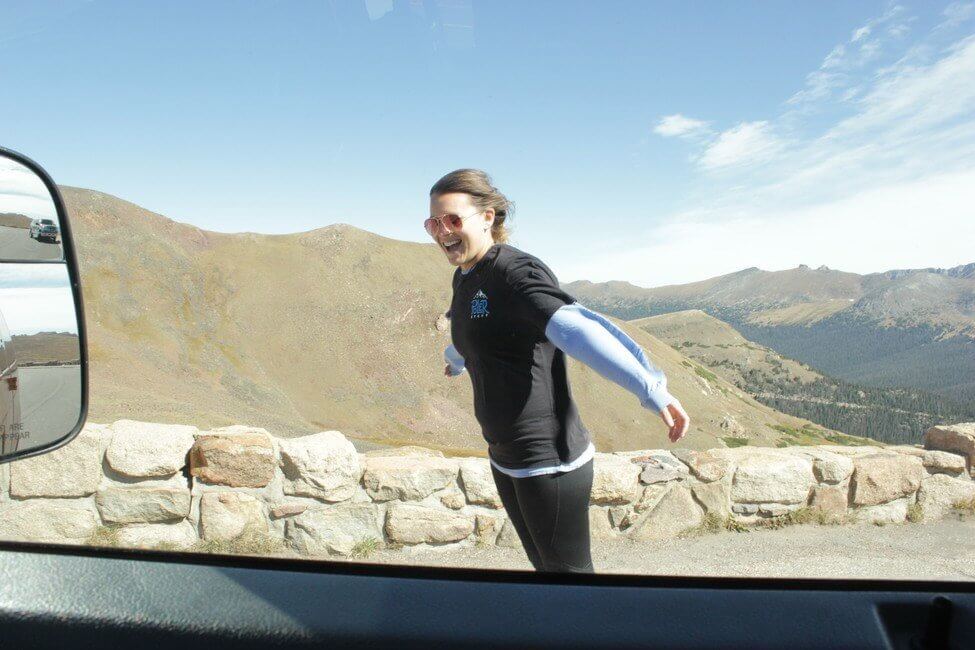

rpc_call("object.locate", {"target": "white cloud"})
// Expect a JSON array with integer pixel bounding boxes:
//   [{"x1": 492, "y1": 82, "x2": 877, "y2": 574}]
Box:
[
  {"x1": 940, "y1": 2, "x2": 975, "y2": 29},
  {"x1": 821, "y1": 44, "x2": 846, "y2": 69},
  {"x1": 653, "y1": 114, "x2": 710, "y2": 138},
  {"x1": 364, "y1": 0, "x2": 393, "y2": 21},
  {"x1": 851, "y1": 4, "x2": 908, "y2": 44},
  {"x1": 0, "y1": 264, "x2": 71, "y2": 289},
  {"x1": 576, "y1": 21, "x2": 975, "y2": 287},
  {"x1": 888, "y1": 22, "x2": 911, "y2": 38},
  {"x1": 788, "y1": 6, "x2": 916, "y2": 107},
  {"x1": 0, "y1": 287, "x2": 77, "y2": 335},
  {"x1": 852, "y1": 25, "x2": 872, "y2": 42},
  {"x1": 568, "y1": 168, "x2": 975, "y2": 287},
  {"x1": 832, "y1": 34, "x2": 975, "y2": 137},
  {"x1": 0, "y1": 158, "x2": 57, "y2": 221},
  {"x1": 698, "y1": 121, "x2": 783, "y2": 170},
  {"x1": 858, "y1": 39, "x2": 883, "y2": 62},
  {"x1": 0, "y1": 266, "x2": 77, "y2": 335},
  {"x1": 787, "y1": 70, "x2": 845, "y2": 104}
]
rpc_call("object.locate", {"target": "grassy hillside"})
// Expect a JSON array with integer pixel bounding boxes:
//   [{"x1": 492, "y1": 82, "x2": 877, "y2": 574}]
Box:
[
  {"x1": 0, "y1": 213, "x2": 32, "y2": 229},
  {"x1": 635, "y1": 311, "x2": 975, "y2": 444},
  {"x1": 11, "y1": 332, "x2": 80, "y2": 365},
  {"x1": 62, "y1": 186, "x2": 847, "y2": 454}
]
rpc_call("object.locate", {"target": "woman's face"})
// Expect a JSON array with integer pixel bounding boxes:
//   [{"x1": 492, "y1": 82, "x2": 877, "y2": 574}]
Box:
[{"x1": 429, "y1": 192, "x2": 495, "y2": 270}]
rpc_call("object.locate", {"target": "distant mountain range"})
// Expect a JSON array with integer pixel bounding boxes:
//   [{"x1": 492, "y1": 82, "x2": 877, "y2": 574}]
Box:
[
  {"x1": 566, "y1": 263, "x2": 975, "y2": 404},
  {"x1": 634, "y1": 310, "x2": 975, "y2": 444},
  {"x1": 0, "y1": 213, "x2": 31, "y2": 229},
  {"x1": 12, "y1": 332, "x2": 79, "y2": 365},
  {"x1": 63, "y1": 186, "x2": 858, "y2": 454}
]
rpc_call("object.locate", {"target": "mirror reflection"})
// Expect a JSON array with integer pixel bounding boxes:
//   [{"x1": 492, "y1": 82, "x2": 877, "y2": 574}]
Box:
[
  {"x1": 0, "y1": 157, "x2": 64, "y2": 262},
  {"x1": 0, "y1": 264, "x2": 81, "y2": 455}
]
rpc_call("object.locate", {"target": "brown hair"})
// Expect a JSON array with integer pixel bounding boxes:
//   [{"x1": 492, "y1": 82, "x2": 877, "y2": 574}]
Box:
[{"x1": 430, "y1": 169, "x2": 513, "y2": 244}]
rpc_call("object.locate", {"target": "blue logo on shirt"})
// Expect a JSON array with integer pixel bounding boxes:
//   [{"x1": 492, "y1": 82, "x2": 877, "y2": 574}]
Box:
[{"x1": 471, "y1": 289, "x2": 490, "y2": 319}]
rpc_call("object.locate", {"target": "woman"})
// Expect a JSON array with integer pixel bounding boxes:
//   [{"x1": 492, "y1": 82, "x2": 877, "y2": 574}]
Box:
[{"x1": 428, "y1": 169, "x2": 690, "y2": 573}]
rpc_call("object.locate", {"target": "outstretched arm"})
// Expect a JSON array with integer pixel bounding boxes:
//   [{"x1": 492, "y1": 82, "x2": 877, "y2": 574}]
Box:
[
  {"x1": 544, "y1": 303, "x2": 689, "y2": 441},
  {"x1": 500, "y1": 257, "x2": 688, "y2": 440}
]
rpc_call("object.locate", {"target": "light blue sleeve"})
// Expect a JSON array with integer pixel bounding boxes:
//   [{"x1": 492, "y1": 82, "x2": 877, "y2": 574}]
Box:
[
  {"x1": 544, "y1": 303, "x2": 674, "y2": 413},
  {"x1": 444, "y1": 343, "x2": 465, "y2": 376}
]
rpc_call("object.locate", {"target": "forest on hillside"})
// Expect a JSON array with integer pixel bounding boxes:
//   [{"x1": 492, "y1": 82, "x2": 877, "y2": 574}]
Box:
[
  {"x1": 578, "y1": 292, "x2": 975, "y2": 417},
  {"x1": 732, "y1": 313, "x2": 975, "y2": 404},
  {"x1": 728, "y1": 361, "x2": 975, "y2": 444}
]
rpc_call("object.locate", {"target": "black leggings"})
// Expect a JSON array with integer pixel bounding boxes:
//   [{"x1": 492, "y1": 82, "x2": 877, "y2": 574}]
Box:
[{"x1": 490, "y1": 458, "x2": 594, "y2": 573}]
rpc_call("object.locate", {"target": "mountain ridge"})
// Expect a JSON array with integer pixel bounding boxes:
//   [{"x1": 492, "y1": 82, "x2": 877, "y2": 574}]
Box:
[
  {"x1": 61, "y1": 186, "x2": 858, "y2": 454},
  {"x1": 565, "y1": 263, "x2": 975, "y2": 402}
]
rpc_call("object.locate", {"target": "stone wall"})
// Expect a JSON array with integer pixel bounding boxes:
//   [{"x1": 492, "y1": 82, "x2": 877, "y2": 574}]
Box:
[{"x1": 1, "y1": 420, "x2": 973, "y2": 557}]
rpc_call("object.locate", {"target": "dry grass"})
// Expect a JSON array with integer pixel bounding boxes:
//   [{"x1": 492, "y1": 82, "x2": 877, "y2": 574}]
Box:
[
  {"x1": 85, "y1": 525, "x2": 290, "y2": 557},
  {"x1": 680, "y1": 512, "x2": 750, "y2": 538},
  {"x1": 350, "y1": 537, "x2": 383, "y2": 559},
  {"x1": 906, "y1": 502, "x2": 925, "y2": 523},
  {"x1": 85, "y1": 524, "x2": 125, "y2": 548},
  {"x1": 753, "y1": 506, "x2": 848, "y2": 530},
  {"x1": 679, "y1": 505, "x2": 855, "y2": 538},
  {"x1": 184, "y1": 531, "x2": 289, "y2": 557},
  {"x1": 721, "y1": 437, "x2": 750, "y2": 448},
  {"x1": 951, "y1": 497, "x2": 975, "y2": 514}
]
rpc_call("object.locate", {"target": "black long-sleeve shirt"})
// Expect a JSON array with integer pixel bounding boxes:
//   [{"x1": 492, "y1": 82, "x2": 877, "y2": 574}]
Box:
[{"x1": 449, "y1": 243, "x2": 591, "y2": 470}]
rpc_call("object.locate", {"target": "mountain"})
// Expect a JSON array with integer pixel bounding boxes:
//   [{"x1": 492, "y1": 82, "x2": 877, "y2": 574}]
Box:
[
  {"x1": 0, "y1": 213, "x2": 32, "y2": 229},
  {"x1": 565, "y1": 263, "x2": 975, "y2": 403},
  {"x1": 12, "y1": 332, "x2": 80, "y2": 365},
  {"x1": 633, "y1": 310, "x2": 975, "y2": 444},
  {"x1": 61, "y1": 186, "x2": 863, "y2": 455}
]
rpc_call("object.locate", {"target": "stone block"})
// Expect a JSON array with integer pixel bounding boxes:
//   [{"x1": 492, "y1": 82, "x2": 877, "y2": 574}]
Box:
[
  {"x1": 286, "y1": 503, "x2": 383, "y2": 556},
  {"x1": 384, "y1": 503, "x2": 474, "y2": 544},
  {"x1": 105, "y1": 420, "x2": 197, "y2": 478},
  {"x1": 279, "y1": 431, "x2": 361, "y2": 502},
  {"x1": 190, "y1": 427, "x2": 276, "y2": 488},
  {"x1": 362, "y1": 456, "x2": 457, "y2": 502}
]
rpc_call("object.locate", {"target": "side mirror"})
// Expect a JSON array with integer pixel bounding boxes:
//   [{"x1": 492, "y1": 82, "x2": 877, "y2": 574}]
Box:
[{"x1": 0, "y1": 147, "x2": 87, "y2": 463}]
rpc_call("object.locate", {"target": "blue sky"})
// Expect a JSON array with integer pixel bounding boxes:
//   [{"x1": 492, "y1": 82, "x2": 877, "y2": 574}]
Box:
[{"x1": 2, "y1": 1, "x2": 974, "y2": 286}]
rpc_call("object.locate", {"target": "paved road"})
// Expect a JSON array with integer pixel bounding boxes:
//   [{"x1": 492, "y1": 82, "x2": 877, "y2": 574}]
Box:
[
  {"x1": 0, "y1": 225, "x2": 62, "y2": 261},
  {"x1": 18, "y1": 365, "x2": 82, "y2": 448},
  {"x1": 358, "y1": 516, "x2": 975, "y2": 581}
]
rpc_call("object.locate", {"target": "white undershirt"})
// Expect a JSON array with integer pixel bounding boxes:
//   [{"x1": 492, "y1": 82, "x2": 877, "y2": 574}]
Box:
[{"x1": 490, "y1": 442, "x2": 595, "y2": 478}]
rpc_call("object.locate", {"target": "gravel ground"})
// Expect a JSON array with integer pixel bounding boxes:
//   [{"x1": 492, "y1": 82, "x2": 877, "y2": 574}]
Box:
[{"x1": 353, "y1": 515, "x2": 975, "y2": 581}]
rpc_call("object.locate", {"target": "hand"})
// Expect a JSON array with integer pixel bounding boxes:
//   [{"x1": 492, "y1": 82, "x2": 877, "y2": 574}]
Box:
[
  {"x1": 444, "y1": 364, "x2": 452, "y2": 377},
  {"x1": 659, "y1": 398, "x2": 690, "y2": 443}
]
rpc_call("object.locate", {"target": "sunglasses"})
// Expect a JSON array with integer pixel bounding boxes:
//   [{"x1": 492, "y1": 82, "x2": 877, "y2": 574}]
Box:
[{"x1": 424, "y1": 210, "x2": 483, "y2": 237}]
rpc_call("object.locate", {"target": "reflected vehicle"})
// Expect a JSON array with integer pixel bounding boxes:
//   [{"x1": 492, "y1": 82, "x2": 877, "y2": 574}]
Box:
[
  {"x1": 29, "y1": 218, "x2": 59, "y2": 243},
  {"x1": 0, "y1": 147, "x2": 84, "y2": 461},
  {"x1": 0, "y1": 306, "x2": 22, "y2": 455}
]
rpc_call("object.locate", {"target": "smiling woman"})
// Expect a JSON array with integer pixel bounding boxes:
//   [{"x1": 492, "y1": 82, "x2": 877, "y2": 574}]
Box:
[
  {"x1": 429, "y1": 168, "x2": 689, "y2": 573},
  {"x1": 0, "y1": 0, "x2": 971, "y2": 588},
  {"x1": 2, "y1": 2, "x2": 975, "y2": 645}
]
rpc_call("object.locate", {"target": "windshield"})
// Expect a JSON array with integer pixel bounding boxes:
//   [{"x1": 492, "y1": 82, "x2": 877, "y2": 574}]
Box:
[{"x1": 1, "y1": 1, "x2": 973, "y2": 581}]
